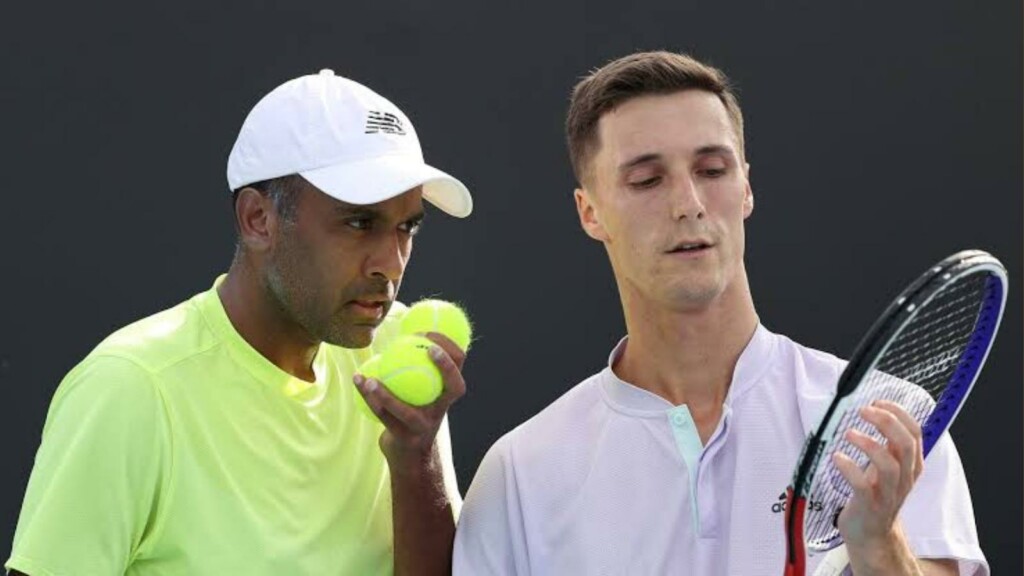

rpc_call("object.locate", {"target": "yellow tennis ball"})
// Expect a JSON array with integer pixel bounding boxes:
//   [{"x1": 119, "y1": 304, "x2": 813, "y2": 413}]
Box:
[
  {"x1": 354, "y1": 336, "x2": 444, "y2": 422},
  {"x1": 400, "y1": 299, "x2": 473, "y2": 352},
  {"x1": 354, "y1": 354, "x2": 383, "y2": 421},
  {"x1": 377, "y1": 335, "x2": 444, "y2": 406}
]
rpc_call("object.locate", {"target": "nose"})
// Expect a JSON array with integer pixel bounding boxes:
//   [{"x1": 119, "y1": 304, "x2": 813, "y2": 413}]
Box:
[
  {"x1": 670, "y1": 174, "x2": 705, "y2": 220},
  {"x1": 365, "y1": 231, "x2": 409, "y2": 284}
]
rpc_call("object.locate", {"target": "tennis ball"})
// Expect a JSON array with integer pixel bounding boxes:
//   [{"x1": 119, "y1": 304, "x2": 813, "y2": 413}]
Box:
[
  {"x1": 400, "y1": 299, "x2": 473, "y2": 352},
  {"x1": 354, "y1": 336, "x2": 444, "y2": 421},
  {"x1": 377, "y1": 335, "x2": 444, "y2": 406}
]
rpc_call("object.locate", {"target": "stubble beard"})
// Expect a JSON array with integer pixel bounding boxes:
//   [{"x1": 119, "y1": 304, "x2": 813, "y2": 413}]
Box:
[
  {"x1": 263, "y1": 234, "x2": 369, "y2": 349},
  {"x1": 657, "y1": 255, "x2": 728, "y2": 312}
]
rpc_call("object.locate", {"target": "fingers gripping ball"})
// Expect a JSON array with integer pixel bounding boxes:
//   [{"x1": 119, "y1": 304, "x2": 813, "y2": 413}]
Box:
[
  {"x1": 355, "y1": 299, "x2": 471, "y2": 422},
  {"x1": 400, "y1": 299, "x2": 473, "y2": 352},
  {"x1": 355, "y1": 336, "x2": 444, "y2": 421}
]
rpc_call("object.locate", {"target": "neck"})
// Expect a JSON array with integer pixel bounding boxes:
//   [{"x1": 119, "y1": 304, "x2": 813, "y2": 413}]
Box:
[
  {"x1": 615, "y1": 268, "x2": 759, "y2": 413},
  {"x1": 218, "y1": 259, "x2": 320, "y2": 382}
]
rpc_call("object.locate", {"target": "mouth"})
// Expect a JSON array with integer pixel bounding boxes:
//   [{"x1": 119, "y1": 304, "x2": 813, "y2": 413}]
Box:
[
  {"x1": 666, "y1": 239, "x2": 714, "y2": 255},
  {"x1": 347, "y1": 296, "x2": 390, "y2": 319}
]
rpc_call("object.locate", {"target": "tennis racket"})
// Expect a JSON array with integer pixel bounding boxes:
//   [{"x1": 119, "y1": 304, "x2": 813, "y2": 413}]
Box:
[{"x1": 782, "y1": 249, "x2": 1007, "y2": 576}]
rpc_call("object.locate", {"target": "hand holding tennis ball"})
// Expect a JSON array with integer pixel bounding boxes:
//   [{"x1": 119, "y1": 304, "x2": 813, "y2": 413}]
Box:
[{"x1": 355, "y1": 299, "x2": 472, "y2": 420}]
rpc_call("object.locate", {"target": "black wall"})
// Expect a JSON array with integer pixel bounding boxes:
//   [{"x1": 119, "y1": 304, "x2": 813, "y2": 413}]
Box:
[{"x1": 2, "y1": 1, "x2": 1020, "y2": 572}]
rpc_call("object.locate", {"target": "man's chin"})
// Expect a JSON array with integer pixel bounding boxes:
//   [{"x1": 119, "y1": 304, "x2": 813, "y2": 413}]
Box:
[
  {"x1": 322, "y1": 324, "x2": 377, "y2": 349},
  {"x1": 662, "y1": 282, "x2": 724, "y2": 311}
]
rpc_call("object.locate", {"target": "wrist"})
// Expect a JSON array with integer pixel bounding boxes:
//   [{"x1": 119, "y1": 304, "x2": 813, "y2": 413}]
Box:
[
  {"x1": 385, "y1": 444, "x2": 452, "y2": 513},
  {"x1": 384, "y1": 440, "x2": 441, "y2": 479},
  {"x1": 845, "y1": 525, "x2": 922, "y2": 576}
]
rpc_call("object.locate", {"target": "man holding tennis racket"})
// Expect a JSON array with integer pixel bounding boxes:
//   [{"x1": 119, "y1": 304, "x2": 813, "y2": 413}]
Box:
[
  {"x1": 454, "y1": 52, "x2": 986, "y2": 575},
  {"x1": 7, "y1": 70, "x2": 471, "y2": 575}
]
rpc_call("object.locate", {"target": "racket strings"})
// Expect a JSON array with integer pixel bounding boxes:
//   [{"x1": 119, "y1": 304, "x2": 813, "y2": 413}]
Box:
[
  {"x1": 802, "y1": 272, "x2": 991, "y2": 550},
  {"x1": 873, "y1": 282, "x2": 987, "y2": 393}
]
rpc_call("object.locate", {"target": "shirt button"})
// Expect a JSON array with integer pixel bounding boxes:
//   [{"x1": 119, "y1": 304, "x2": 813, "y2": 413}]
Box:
[{"x1": 672, "y1": 413, "x2": 688, "y2": 427}]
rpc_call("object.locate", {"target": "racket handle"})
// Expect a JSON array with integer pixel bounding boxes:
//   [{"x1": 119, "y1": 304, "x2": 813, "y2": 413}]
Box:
[{"x1": 783, "y1": 487, "x2": 807, "y2": 576}]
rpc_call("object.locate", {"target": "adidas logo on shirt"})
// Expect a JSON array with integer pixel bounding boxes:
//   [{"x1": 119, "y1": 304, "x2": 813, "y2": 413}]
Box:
[{"x1": 771, "y1": 492, "x2": 825, "y2": 514}]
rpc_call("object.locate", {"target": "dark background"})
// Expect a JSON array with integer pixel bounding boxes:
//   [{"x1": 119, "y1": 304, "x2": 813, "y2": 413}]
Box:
[{"x1": 1, "y1": 0, "x2": 1020, "y2": 572}]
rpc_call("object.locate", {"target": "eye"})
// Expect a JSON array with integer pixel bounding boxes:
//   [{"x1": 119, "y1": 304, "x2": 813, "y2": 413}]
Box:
[
  {"x1": 629, "y1": 176, "x2": 662, "y2": 189},
  {"x1": 698, "y1": 167, "x2": 727, "y2": 178},
  {"x1": 345, "y1": 217, "x2": 374, "y2": 231},
  {"x1": 400, "y1": 219, "x2": 423, "y2": 236}
]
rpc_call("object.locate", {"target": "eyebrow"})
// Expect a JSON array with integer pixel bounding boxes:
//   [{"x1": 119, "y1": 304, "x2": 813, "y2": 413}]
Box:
[
  {"x1": 617, "y1": 145, "x2": 736, "y2": 172},
  {"x1": 334, "y1": 205, "x2": 426, "y2": 224},
  {"x1": 334, "y1": 205, "x2": 382, "y2": 218},
  {"x1": 694, "y1": 144, "x2": 735, "y2": 158},
  {"x1": 618, "y1": 153, "x2": 662, "y2": 172}
]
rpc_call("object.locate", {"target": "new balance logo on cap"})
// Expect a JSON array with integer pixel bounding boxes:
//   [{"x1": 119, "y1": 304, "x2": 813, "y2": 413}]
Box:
[{"x1": 365, "y1": 111, "x2": 406, "y2": 135}]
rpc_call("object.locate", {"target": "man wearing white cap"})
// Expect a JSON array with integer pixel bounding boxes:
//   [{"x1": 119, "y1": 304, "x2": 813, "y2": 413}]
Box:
[{"x1": 7, "y1": 69, "x2": 472, "y2": 575}]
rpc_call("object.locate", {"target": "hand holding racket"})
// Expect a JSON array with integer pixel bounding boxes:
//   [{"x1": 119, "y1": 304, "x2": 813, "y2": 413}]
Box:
[{"x1": 783, "y1": 250, "x2": 1007, "y2": 576}]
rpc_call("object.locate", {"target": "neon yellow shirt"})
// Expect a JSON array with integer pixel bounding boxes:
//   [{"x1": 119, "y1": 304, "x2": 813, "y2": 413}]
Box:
[{"x1": 7, "y1": 278, "x2": 460, "y2": 575}]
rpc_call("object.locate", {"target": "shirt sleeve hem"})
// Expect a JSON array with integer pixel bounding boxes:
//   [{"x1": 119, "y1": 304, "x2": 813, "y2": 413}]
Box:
[
  {"x1": 5, "y1": 554, "x2": 63, "y2": 576},
  {"x1": 907, "y1": 537, "x2": 989, "y2": 576}
]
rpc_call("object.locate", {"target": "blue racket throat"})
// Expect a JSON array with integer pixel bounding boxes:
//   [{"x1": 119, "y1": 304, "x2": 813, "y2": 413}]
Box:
[{"x1": 921, "y1": 272, "x2": 1004, "y2": 455}]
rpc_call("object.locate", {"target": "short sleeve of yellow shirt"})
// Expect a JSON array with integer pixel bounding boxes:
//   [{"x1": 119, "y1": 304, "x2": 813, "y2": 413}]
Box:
[{"x1": 7, "y1": 277, "x2": 460, "y2": 575}]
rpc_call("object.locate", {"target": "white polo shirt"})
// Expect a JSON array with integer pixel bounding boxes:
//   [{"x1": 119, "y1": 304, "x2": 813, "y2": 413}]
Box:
[{"x1": 453, "y1": 325, "x2": 988, "y2": 575}]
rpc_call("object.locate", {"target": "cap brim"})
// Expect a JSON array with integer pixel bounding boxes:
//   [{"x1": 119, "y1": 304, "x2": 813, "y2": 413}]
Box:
[{"x1": 299, "y1": 155, "x2": 473, "y2": 218}]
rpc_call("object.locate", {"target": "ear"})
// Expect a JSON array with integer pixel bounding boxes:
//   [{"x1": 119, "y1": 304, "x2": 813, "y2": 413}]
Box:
[
  {"x1": 235, "y1": 187, "x2": 278, "y2": 252},
  {"x1": 742, "y1": 162, "x2": 754, "y2": 219},
  {"x1": 575, "y1": 186, "x2": 610, "y2": 242}
]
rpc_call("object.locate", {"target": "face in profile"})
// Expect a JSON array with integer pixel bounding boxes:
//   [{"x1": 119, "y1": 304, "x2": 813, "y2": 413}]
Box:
[
  {"x1": 576, "y1": 89, "x2": 753, "y2": 312},
  {"x1": 264, "y1": 181, "x2": 425, "y2": 348}
]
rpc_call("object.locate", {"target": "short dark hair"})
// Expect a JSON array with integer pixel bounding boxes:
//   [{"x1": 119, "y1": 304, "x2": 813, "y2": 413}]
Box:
[
  {"x1": 231, "y1": 174, "x2": 303, "y2": 222},
  {"x1": 565, "y1": 51, "x2": 745, "y2": 186}
]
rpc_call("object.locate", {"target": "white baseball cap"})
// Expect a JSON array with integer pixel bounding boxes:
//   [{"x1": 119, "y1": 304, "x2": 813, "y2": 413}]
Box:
[{"x1": 227, "y1": 69, "x2": 473, "y2": 218}]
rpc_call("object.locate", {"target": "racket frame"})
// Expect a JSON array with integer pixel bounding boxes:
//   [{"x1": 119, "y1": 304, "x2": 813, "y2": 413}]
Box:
[{"x1": 783, "y1": 250, "x2": 1007, "y2": 572}]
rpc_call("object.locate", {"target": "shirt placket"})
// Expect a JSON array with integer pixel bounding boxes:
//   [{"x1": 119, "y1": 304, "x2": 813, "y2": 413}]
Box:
[{"x1": 667, "y1": 405, "x2": 732, "y2": 538}]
